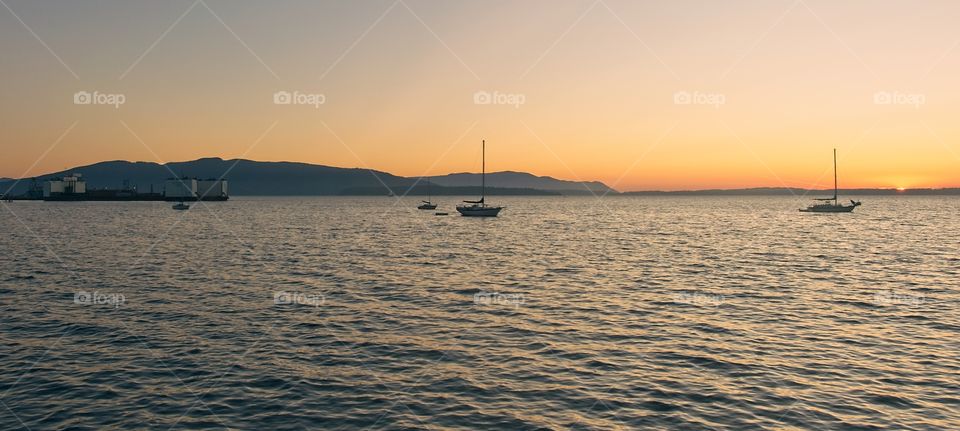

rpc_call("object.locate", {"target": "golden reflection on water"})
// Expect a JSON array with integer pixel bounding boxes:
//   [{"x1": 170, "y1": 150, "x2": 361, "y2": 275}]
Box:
[{"x1": 1, "y1": 196, "x2": 958, "y2": 429}]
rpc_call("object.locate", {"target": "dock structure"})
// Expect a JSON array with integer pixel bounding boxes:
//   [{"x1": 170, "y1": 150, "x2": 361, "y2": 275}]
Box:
[{"x1": 3, "y1": 175, "x2": 229, "y2": 201}]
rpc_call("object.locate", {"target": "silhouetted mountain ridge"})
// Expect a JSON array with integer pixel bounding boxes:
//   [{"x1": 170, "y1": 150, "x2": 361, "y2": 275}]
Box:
[
  {"x1": 427, "y1": 171, "x2": 613, "y2": 194},
  {"x1": 0, "y1": 158, "x2": 612, "y2": 196},
  {"x1": 4, "y1": 158, "x2": 957, "y2": 196}
]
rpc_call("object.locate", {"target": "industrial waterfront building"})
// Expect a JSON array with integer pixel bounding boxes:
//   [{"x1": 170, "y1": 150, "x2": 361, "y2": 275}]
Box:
[
  {"x1": 164, "y1": 178, "x2": 229, "y2": 201},
  {"x1": 42, "y1": 174, "x2": 86, "y2": 198},
  {"x1": 26, "y1": 175, "x2": 229, "y2": 201}
]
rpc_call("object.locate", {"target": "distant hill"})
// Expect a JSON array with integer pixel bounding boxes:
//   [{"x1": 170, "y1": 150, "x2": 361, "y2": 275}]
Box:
[
  {"x1": 340, "y1": 185, "x2": 561, "y2": 196},
  {"x1": 427, "y1": 171, "x2": 615, "y2": 195},
  {"x1": 0, "y1": 158, "x2": 613, "y2": 196},
  {"x1": 7, "y1": 159, "x2": 954, "y2": 197}
]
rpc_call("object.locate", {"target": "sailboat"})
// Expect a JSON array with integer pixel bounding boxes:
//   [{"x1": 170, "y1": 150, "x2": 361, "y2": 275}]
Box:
[
  {"x1": 456, "y1": 140, "x2": 503, "y2": 217},
  {"x1": 417, "y1": 179, "x2": 437, "y2": 210},
  {"x1": 800, "y1": 149, "x2": 861, "y2": 213}
]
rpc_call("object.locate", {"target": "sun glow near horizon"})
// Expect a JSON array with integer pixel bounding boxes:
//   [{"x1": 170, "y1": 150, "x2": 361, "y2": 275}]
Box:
[{"x1": 2, "y1": 0, "x2": 959, "y2": 191}]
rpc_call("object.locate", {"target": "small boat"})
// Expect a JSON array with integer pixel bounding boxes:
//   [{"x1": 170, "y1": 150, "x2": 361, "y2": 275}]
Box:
[
  {"x1": 172, "y1": 201, "x2": 190, "y2": 210},
  {"x1": 434, "y1": 212, "x2": 448, "y2": 216},
  {"x1": 457, "y1": 139, "x2": 503, "y2": 217},
  {"x1": 800, "y1": 149, "x2": 861, "y2": 213},
  {"x1": 417, "y1": 180, "x2": 437, "y2": 210}
]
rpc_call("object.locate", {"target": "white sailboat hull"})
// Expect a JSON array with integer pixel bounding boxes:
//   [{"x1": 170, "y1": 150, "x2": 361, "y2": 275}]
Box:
[
  {"x1": 800, "y1": 149, "x2": 862, "y2": 214},
  {"x1": 456, "y1": 205, "x2": 502, "y2": 217},
  {"x1": 458, "y1": 139, "x2": 503, "y2": 217},
  {"x1": 799, "y1": 204, "x2": 857, "y2": 213}
]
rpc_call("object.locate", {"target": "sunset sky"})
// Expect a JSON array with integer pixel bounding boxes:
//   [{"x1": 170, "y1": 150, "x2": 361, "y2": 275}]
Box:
[{"x1": 2, "y1": 0, "x2": 959, "y2": 191}]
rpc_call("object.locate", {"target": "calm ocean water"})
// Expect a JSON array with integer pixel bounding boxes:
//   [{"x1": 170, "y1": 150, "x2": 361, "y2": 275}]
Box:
[{"x1": 1, "y1": 196, "x2": 958, "y2": 430}]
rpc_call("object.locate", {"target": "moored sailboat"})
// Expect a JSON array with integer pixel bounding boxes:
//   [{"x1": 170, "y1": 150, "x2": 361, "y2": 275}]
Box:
[
  {"x1": 457, "y1": 140, "x2": 503, "y2": 217},
  {"x1": 417, "y1": 180, "x2": 437, "y2": 210},
  {"x1": 800, "y1": 149, "x2": 861, "y2": 213}
]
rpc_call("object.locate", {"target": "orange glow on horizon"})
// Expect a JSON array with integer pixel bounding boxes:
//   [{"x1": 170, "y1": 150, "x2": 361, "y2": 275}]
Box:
[{"x1": 1, "y1": 1, "x2": 958, "y2": 191}]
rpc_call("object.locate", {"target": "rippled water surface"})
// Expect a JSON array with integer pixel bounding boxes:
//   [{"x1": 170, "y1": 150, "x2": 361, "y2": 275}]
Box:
[{"x1": 2, "y1": 196, "x2": 959, "y2": 430}]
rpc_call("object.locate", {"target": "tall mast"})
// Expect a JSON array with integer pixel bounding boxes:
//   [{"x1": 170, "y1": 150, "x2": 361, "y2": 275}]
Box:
[
  {"x1": 481, "y1": 139, "x2": 485, "y2": 203},
  {"x1": 833, "y1": 148, "x2": 838, "y2": 205}
]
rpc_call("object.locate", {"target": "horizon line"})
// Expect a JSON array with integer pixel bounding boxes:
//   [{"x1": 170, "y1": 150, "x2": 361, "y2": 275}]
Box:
[{"x1": 2, "y1": 156, "x2": 958, "y2": 193}]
